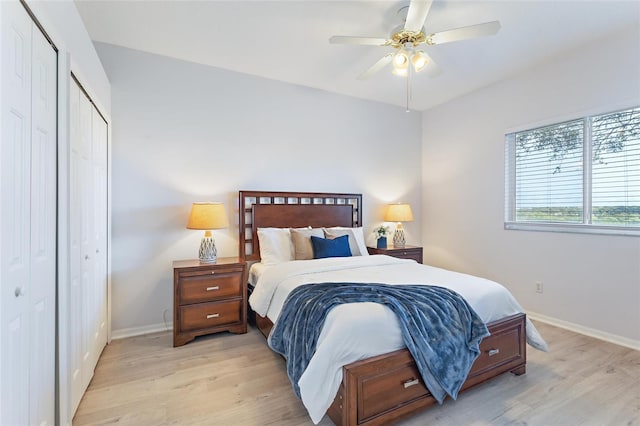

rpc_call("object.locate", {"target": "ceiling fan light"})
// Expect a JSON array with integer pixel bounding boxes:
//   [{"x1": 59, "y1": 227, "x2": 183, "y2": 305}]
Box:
[
  {"x1": 393, "y1": 50, "x2": 409, "y2": 70},
  {"x1": 411, "y1": 50, "x2": 428, "y2": 72}
]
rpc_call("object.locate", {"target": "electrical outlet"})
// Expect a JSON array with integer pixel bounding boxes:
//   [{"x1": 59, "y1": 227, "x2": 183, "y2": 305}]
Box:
[{"x1": 535, "y1": 281, "x2": 543, "y2": 294}]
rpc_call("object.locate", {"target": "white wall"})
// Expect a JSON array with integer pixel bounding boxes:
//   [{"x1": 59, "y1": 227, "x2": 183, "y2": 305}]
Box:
[
  {"x1": 94, "y1": 42, "x2": 422, "y2": 335},
  {"x1": 422, "y1": 26, "x2": 640, "y2": 346}
]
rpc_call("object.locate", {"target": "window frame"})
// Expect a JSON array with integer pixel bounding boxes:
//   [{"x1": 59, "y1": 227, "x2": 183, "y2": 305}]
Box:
[{"x1": 504, "y1": 105, "x2": 640, "y2": 237}]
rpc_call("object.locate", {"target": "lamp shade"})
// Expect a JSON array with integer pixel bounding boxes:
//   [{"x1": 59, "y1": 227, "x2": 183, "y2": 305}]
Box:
[
  {"x1": 187, "y1": 202, "x2": 229, "y2": 230},
  {"x1": 392, "y1": 49, "x2": 409, "y2": 76},
  {"x1": 384, "y1": 203, "x2": 414, "y2": 222},
  {"x1": 411, "y1": 50, "x2": 428, "y2": 72}
]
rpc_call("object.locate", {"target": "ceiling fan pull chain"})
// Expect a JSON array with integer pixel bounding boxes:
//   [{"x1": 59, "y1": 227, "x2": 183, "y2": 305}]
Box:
[
  {"x1": 406, "y1": 60, "x2": 411, "y2": 112},
  {"x1": 409, "y1": 62, "x2": 413, "y2": 102}
]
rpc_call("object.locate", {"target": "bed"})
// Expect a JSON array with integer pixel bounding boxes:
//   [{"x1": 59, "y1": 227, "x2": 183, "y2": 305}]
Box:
[{"x1": 239, "y1": 190, "x2": 547, "y2": 426}]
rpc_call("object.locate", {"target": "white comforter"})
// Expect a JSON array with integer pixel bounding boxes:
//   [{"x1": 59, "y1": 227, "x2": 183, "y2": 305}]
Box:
[{"x1": 249, "y1": 255, "x2": 548, "y2": 424}]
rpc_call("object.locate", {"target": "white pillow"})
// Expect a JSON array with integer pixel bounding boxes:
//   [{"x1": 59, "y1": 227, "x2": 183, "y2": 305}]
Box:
[
  {"x1": 323, "y1": 227, "x2": 369, "y2": 257},
  {"x1": 257, "y1": 228, "x2": 294, "y2": 265}
]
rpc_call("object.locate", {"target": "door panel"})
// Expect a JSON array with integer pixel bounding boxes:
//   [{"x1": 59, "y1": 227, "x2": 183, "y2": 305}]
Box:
[
  {"x1": 78, "y1": 91, "x2": 94, "y2": 391},
  {"x1": 92, "y1": 109, "x2": 108, "y2": 365},
  {"x1": 69, "y1": 79, "x2": 84, "y2": 413},
  {"x1": 69, "y1": 80, "x2": 109, "y2": 414},
  {"x1": 1, "y1": 2, "x2": 33, "y2": 424},
  {"x1": 29, "y1": 22, "x2": 57, "y2": 426}
]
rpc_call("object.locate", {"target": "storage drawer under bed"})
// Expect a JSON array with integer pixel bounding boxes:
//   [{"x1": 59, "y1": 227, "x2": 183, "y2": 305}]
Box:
[
  {"x1": 329, "y1": 313, "x2": 526, "y2": 425},
  {"x1": 469, "y1": 319, "x2": 525, "y2": 377},
  {"x1": 359, "y1": 357, "x2": 430, "y2": 421}
]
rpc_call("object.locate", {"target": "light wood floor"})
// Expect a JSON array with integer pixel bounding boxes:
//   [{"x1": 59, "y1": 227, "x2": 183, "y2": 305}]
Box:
[{"x1": 73, "y1": 321, "x2": 640, "y2": 426}]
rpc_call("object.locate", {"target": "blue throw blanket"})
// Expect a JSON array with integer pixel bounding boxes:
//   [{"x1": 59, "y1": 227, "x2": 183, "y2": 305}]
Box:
[{"x1": 268, "y1": 282, "x2": 490, "y2": 404}]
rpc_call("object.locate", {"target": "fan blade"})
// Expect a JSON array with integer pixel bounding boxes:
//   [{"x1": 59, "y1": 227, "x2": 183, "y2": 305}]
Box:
[
  {"x1": 429, "y1": 21, "x2": 501, "y2": 45},
  {"x1": 329, "y1": 36, "x2": 389, "y2": 46},
  {"x1": 404, "y1": 0, "x2": 433, "y2": 32},
  {"x1": 357, "y1": 53, "x2": 394, "y2": 80}
]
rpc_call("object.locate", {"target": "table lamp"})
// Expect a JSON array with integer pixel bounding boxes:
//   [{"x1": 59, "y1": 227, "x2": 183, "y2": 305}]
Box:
[
  {"x1": 384, "y1": 203, "x2": 414, "y2": 248},
  {"x1": 187, "y1": 202, "x2": 229, "y2": 263}
]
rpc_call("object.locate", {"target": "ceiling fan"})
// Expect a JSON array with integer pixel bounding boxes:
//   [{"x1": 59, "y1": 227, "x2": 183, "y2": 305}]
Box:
[{"x1": 330, "y1": 0, "x2": 501, "y2": 80}]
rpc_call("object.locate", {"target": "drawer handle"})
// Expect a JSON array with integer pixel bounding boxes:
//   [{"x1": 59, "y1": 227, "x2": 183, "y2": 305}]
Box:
[
  {"x1": 488, "y1": 348, "x2": 500, "y2": 356},
  {"x1": 206, "y1": 313, "x2": 220, "y2": 319},
  {"x1": 206, "y1": 286, "x2": 220, "y2": 291},
  {"x1": 210, "y1": 271, "x2": 215, "y2": 275},
  {"x1": 403, "y1": 378, "x2": 420, "y2": 388}
]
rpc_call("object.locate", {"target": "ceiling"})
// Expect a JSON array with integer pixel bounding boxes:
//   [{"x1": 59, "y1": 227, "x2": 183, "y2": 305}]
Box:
[{"x1": 75, "y1": 1, "x2": 640, "y2": 111}]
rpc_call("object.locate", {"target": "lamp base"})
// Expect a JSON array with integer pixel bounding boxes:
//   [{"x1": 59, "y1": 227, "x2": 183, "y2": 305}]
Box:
[
  {"x1": 393, "y1": 225, "x2": 406, "y2": 248},
  {"x1": 198, "y1": 233, "x2": 217, "y2": 263}
]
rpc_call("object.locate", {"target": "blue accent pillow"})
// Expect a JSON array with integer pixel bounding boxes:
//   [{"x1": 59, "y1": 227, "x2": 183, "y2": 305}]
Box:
[{"x1": 310, "y1": 235, "x2": 352, "y2": 259}]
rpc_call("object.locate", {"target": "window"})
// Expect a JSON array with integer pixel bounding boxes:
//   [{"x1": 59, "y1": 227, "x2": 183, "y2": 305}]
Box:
[{"x1": 505, "y1": 107, "x2": 640, "y2": 235}]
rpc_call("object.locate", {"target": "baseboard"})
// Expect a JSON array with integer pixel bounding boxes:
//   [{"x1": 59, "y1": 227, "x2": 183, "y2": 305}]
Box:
[
  {"x1": 112, "y1": 313, "x2": 639, "y2": 351},
  {"x1": 527, "y1": 311, "x2": 640, "y2": 351},
  {"x1": 111, "y1": 322, "x2": 173, "y2": 340}
]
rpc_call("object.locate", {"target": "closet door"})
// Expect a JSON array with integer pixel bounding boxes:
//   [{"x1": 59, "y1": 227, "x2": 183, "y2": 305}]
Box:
[
  {"x1": 0, "y1": 4, "x2": 33, "y2": 423},
  {"x1": 69, "y1": 79, "x2": 109, "y2": 414},
  {"x1": 28, "y1": 15, "x2": 57, "y2": 425},
  {"x1": 0, "y1": 1, "x2": 57, "y2": 425},
  {"x1": 78, "y1": 85, "x2": 95, "y2": 392},
  {"x1": 69, "y1": 79, "x2": 85, "y2": 412},
  {"x1": 91, "y1": 108, "x2": 108, "y2": 367},
  {"x1": 70, "y1": 79, "x2": 96, "y2": 408}
]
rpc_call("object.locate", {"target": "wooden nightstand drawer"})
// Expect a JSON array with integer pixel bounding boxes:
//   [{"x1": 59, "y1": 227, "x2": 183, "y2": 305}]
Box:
[
  {"x1": 367, "y1": 245, "x2": 423, "y2": 263},
  {"x1": 178, "y1": 263, "x2": 244, "y2": 278},
  {"x1": 394, "y1": 249, "x2": 421, "y2": 261},
  {"x1": 179, "y1": 300, "x2": 242, "y2": 332},
  {"x1": 179, "y1": 271, "x2": 242, "y2": 304}
]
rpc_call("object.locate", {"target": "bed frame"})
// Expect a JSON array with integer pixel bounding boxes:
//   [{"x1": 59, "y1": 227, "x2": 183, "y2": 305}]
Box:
[{"x1": 239, "y1": 190, "x2": 526, "y2": 426}]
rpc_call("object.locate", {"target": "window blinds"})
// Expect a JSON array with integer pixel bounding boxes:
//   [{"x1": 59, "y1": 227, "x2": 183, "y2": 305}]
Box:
[
  {"x1": 514, "y1": 120, "x2": 584, "y2": 223},
  {"x1": 505, "y1": 106, "x2": 640, "y2": 231},
  {"x1": 591, "y1": 108, "x2": 640, "y2": 226}
]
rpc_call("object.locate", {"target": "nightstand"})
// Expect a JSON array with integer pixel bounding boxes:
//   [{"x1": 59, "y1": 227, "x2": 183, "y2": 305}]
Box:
[
  {"x1": 173, "y1": 257, "x2": 247, "y2": 347},
  {"x1": 367, "y1": 245, "x2": 423, "y2": 263}
]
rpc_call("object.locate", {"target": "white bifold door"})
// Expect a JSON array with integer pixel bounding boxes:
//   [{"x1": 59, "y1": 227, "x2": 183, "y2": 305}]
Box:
[
  {"x1": 69, "y1": 78, "x2": 109, "y2": 415},
  {"x1": 1, "y1": 1, "x2": 57, "y2": 425}
]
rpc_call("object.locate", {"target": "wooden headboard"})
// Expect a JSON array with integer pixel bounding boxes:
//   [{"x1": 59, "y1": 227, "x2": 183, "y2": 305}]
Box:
[{"x1": 239, "y1": 190, "x2": 363, "y2": 262}]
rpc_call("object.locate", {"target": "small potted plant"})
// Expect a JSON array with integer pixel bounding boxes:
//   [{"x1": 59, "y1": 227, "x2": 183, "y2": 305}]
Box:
[{"x1": 373, "y1": 225, "x2": 391, "y2": 248}]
